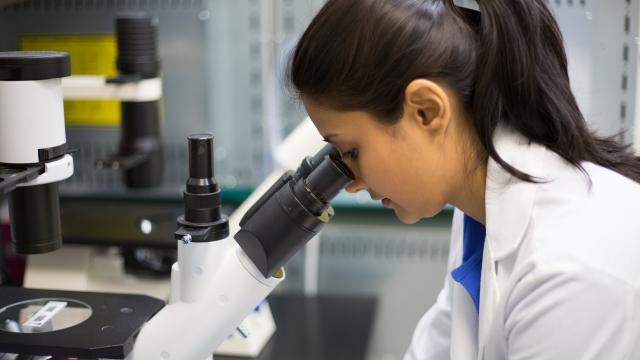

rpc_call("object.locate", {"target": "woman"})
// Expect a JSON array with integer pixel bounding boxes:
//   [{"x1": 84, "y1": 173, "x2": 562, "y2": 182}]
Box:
[{"x1": 288, "y1": 0, "x2": 640, "y2": 359}]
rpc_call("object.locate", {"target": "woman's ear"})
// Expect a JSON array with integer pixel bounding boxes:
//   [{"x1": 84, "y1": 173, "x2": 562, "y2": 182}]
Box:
[{"x1": 404, "y1": 79, "x2": 451, "y2": 137}]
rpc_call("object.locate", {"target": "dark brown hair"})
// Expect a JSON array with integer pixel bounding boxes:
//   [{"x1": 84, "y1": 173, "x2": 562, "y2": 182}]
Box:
[{"x1": 289, "y1": 0, "x2": 640, "y2": 183}]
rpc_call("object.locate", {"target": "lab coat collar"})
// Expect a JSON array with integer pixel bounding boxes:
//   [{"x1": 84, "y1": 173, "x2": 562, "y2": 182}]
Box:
[{"x1": 485, "y1": 126, "x2": 548, "y2": 261}]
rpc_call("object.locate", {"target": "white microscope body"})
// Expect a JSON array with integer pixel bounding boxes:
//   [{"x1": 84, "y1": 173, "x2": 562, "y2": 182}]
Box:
[
  {"x1": 128, "y1": 237, "x2": 283, "y2": 360},
  {"x1": 129, "y1": 120, "x2": 353, "y2": 360}
]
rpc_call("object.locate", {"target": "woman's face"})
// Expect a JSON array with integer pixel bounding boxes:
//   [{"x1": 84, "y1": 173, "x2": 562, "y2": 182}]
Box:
[{"x1": 303, "y1": 97, "x2": 459, "y2": 224}]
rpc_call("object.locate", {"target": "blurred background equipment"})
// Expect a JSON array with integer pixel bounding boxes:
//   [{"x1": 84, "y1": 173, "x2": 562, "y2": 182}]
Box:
[
  {"x1": 62, "y1": 12, "x2": 164, "y2": 189},
  {"x1": 0, "y1": 1, "x2": 639, "y2": 359},
  {"x1": 0, "y1": 51, "x2": 74, "y2": 255}
]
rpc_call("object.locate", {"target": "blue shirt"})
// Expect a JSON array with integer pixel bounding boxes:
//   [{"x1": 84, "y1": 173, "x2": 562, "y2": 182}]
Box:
[{"x1": 451, "y1": 214, "x2": 486, "y2": 313}]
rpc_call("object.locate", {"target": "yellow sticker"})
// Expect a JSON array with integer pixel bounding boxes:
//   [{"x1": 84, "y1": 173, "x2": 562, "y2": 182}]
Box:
[{"x1": 20, "y1": 35, "x2": 121, "y2": 127}]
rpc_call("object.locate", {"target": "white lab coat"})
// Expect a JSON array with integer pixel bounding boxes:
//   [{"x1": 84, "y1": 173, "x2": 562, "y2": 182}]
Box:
[{"x1": 404, "y1": 126, "x2": 640, "y2": 360}]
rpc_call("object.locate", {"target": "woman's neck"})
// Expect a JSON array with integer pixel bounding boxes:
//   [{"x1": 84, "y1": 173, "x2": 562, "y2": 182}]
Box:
[{"x1": 452, "y1": 161, "x2": 487, "y2": 224}]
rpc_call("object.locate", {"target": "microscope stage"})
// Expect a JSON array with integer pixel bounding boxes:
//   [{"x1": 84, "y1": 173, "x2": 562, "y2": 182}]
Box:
[{"x1": 0, "y1": 286, "x2": 164, "y2": 359}]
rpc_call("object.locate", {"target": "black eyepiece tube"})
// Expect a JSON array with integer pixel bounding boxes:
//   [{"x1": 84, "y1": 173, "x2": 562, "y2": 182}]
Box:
[
  {"x1": 177, "y1": 134, "x2": 228, "y2": 241},
  {"x1": 305, "y1": 155, "x2": 354, "y2": 202},
  {"x1": 295, "y1": 144, "x2": 338, "y2": 180},
  {"x1": 188, "y1": 134, "x2": 214, "y2": 180},
  {"x1": 234, "y1": 148, "x2": 355, "y2": 278},
  {"x1": 8, "y1": 183, "x2": 62, "y2": 254},
  {"x1": 311, "y1": 144, "x2": 338, "y2": 166},
  {"x1": 184, "y1": 134, "x2": 217, "y2": 195}
]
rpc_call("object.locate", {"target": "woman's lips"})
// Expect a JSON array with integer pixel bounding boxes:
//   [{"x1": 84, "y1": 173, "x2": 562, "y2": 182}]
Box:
[{"x1": 382, "y1": 198, "x2": 392, "y2": 208}]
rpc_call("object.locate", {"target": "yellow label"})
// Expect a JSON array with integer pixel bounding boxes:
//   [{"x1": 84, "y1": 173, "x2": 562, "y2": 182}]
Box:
[{"x1": 20, "y1": 35, "x2": 121, "y2": 127}]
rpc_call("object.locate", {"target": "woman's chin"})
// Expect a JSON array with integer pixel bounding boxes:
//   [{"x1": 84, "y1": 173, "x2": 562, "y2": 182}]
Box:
[
  {"x1": 394, "y1": 208, "x2": 423, "y2": 225},
  {"x1": 394, "y1": 204, "x2": 443, "y2": 224}
]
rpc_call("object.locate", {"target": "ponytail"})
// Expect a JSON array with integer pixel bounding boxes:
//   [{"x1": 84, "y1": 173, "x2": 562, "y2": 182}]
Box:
[
  {"x1": 290, "y1": 0, "x2": 640, "y2": 183},
  {"x1": 472, "y1": 0, "x2": 640, "y2": 182}
]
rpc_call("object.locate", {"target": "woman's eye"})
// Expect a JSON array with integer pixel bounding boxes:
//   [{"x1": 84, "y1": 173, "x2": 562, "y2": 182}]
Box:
[{"x1": 341, "y1": 148, "x2": 359, "y2": 160}]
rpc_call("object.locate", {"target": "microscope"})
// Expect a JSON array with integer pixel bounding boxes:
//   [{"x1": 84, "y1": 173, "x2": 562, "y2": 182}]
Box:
[
  {"x1": 129, "y1": 134, "x2": 352, "y2": 359},
  {"x1": 0, "y1": 51, "x2": 354, "y2": 359},
  {"x1": 0, "y1": 51, "x2": 74, "y2": 254}
]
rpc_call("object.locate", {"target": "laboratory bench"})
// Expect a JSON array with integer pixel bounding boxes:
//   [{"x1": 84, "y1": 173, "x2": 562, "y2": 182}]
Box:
[{"x1": 217, "y1": 293, "x2": 377, "y2": 360}]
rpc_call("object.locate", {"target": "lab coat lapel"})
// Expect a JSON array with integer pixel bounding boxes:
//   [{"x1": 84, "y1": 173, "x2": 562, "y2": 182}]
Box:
[
  {"x1": 477, "y1": 237, "x2": 499, "y2": 360},
  {"x1": 476, "y1": 127, "x2": 547, "y2": 358}
]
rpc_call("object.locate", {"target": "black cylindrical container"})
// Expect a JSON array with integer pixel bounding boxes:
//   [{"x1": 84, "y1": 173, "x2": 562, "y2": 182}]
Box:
[
  {"x1": 8, "y1": 183, "x2": 62, "y2": 254},
  {"x1": 116, "y1": 13, "x2": 160, "y2": 78},
  {"x1": 119, "y1": 101, "x2": 163, "y2": 188}
]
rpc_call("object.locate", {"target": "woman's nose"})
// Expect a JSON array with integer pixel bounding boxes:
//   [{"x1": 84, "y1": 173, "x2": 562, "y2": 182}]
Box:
[{"x1": 345, "y1": 178, "x2": 367, "y2": 193}]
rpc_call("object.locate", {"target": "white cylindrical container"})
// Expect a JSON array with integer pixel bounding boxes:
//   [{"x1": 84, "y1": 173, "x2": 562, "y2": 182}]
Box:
[{"x1": 0, "y1": 52, "x2": 70, "y2": 164}]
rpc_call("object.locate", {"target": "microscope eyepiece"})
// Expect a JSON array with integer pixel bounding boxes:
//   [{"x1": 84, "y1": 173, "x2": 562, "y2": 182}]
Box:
[
  {"x1": 294, "y1": 143, "x2": 338, "y2": 180},
  {"x1": 292, "y1": 153, "x2": 354, "y2": 216},
  {"x1": 188, "y1": 134, "x2": 215, "y2": 183},
  {"x1": 305, "y1": 153, "x2": 354, "y2": 203},
  {"x1": 176, "y1": 134, "x2": 228, "y2": 242},
  {"x1": 235, "y1": 145, "x2": 354, "y2": 278}
]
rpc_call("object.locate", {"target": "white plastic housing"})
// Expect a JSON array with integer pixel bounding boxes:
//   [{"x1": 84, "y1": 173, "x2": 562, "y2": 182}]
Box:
[
  {"x1": 130, "y1": 240, "x2": 284, "y2": 360},
  {"x1": 0, "y1": 79, "x2": 67, "y2": 164},
  {"x1": 176, "y1": 239, "x2": 229, "y2": 304},
  {"x1": 62, "y1": 75, "x2": 163, "y2": 101},
  {"x1": 18, "y1": 154, "x2": 74, "y2": 186}
]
